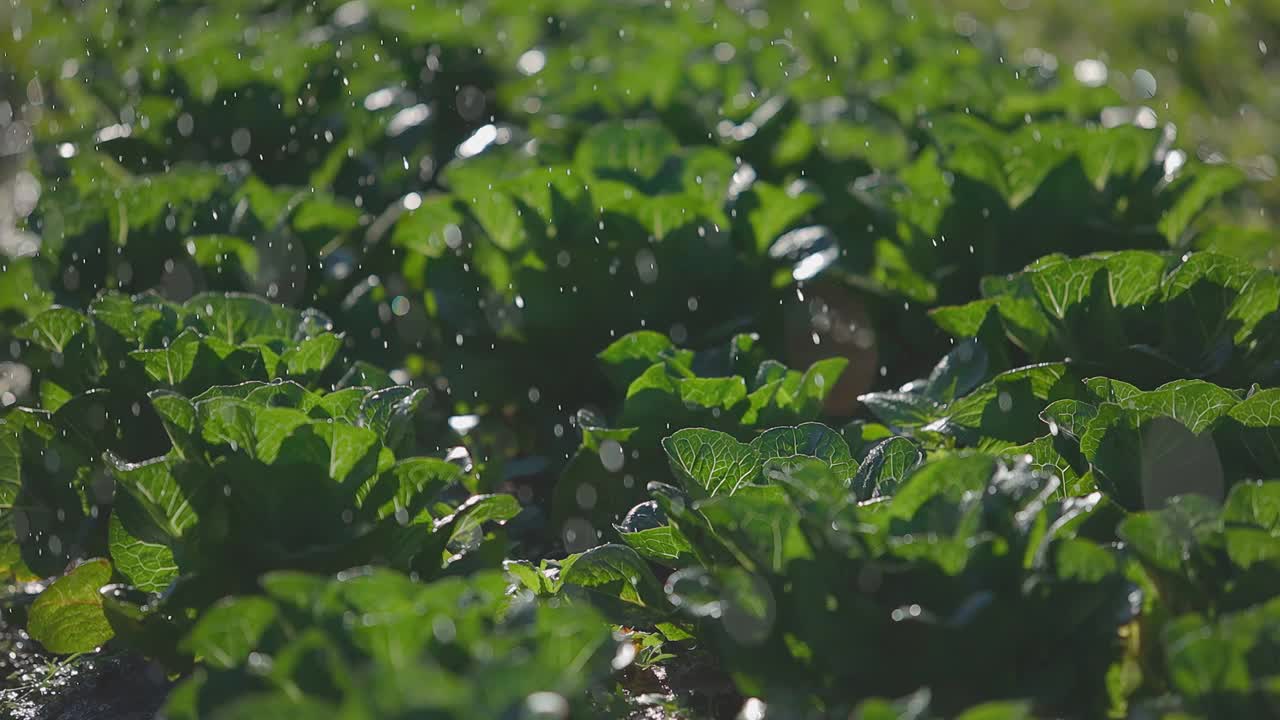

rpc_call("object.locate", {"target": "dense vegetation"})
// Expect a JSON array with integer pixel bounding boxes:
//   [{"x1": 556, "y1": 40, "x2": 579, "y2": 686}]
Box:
[{"x1": 2, "y1": 0, "x2": 1277, "y2": 718}]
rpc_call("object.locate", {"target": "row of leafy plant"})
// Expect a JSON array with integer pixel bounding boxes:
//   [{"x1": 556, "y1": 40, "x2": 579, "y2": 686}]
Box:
[
  {"x1": 8, "y1": 288, "x2": 1278, "y2": 717},
  {"x1": 9, "y1": 0, "x2": 1262, "y2": 411},
  {"x1": 3, "y1": 0, "x2": 1278, "y2": 718},
  {"x1": 531, "y1": 298, "x2": 1280, "y2": 716}
]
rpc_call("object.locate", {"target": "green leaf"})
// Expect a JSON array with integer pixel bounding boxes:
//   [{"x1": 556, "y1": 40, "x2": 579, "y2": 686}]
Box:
[
  {"x1": 1159, "y1": 253, "x2": 1255, "y2": 370},
  {"x1": 0, "y1": 425, "x2": 21, "y2": 512},
  {"x1": 662, "y1": 429, "x2": 761, "y2": 498},
  {"x1": 1118, "y1": 494, "x2": 1222, "y2": 575},
  {"x1": 186, "y1": 235, "x2": 260, "y2": 275},
  {"x1": 560, "y1": 543, "x2": 667, "y2": 608},
  {"x1": 1084, "y1": 377, "x2": 1142, "y2": 403},
  {"x1": 150, "y1": 391, "x2": 199, "y2": 459},
  {"x1": 929, "y1": 114, "x2": 1011, "y2": 199},
  {"x1": 3, "y1": 414, "x2": 90, "y2": 576},
  {"x1": 197, "y1": 397, "x2": 259, "y2": 455},
  {"x1": 931, "y1": 299, "x2": 1001, "y2": 339},
  {"x1": 764, "y1": 453, "x2": 850, "y2": 521},
  {"x1": 620, "y1": 363, "x2": 682, "y2": 425},
  {"x1": 316, "y1": 422, "x2": 382, "y2": 485},
  {"x1": 374, "y1": 457, "x2": 463, "y2": 523},
  {"x1": 450, "y1": 176, "x2": 528, "y2": 252},
  {"x1": 28, "y1": 559, "x2": 115, "y2": 654},
  {"x1": 337, "y1": 361, "x2": 396, "y2": 390},
  {"x1": 1222, "y1": 481, "x2": 1280, "y2": 569},
  {"x1": 1078, "y1": 382, "x2": 1238, "y2": 511},
  {"x1": 209, "y1": 694, "x2": 337, "y2": 720},
  {"x1": 108, "y1": 514, "x2": 178, "y2": 593},
  {"x1": 180, "y1": 597, "x2": 278, "y2": 670},
  {"x1": 1159, "y1": 598, "x2": 1280, "y2": 704},
  {"x1": 1223, "y1": 526, "x2": 1280, "y2": 570},
  {"x1": 1114, "y1": 379, "x2": 1240, "y2": 435},
  {"x1": 17, "y1": 306, "x2": 90, "y2": 354},
  {"x1": 697, "y1": 484, "x2": 808, "y2": 573},
  {"x1": 281, "y1": 332, "x2": 343, "y2": 378},
  {"x1": 938, "y1": 363, "x2": 1081, "y2": 444},
  {"x1": 849, "y1": 690, "x2": 935, "y2": 720},
  {"x1": 749, "y1": 423, "x2": 854, "y2": 481},
  {"x1": 840, "y1": 421, "x2": 895, "y2": 460},
  {"x1": 618, "y1": 525, "x2": 694, "y2": 567},
  {"x1": 1227, "y1": 389, "x2": 1280, "y2": 475},
  {"x1": 678, "y1": 377, "x2": 748, "y2": 414},
  {"x1": 923, "y1": 313, "x2": 1001, "y2": 402},
  {"x1": 392, "y1": 195, "x2": 464, "y2": 257},
  {"x1": 1026, "y1": 251, "x2": 1166, "y2": 322},
  {"x1": 598, "y1": 332, "x2": 688, "y2": 390},
  {"x1": 39, "y1": 381, "x2": 73, "y2": 413},
  {"x1": 1224, "y1": 481, "x2": 1280, "y2": 529},
  {"x1": 857, "y1": 391, "x2": 943, "y2": 430},
  {"x1": 956, "y1": 700, "x2": 1035, "y2": 720},
  {"x1": 574, "y1": 120, "x2": 678, "y2": 182},
  {"x1": 107, "y1": 453, "x2": 199, "y2": 540},
  {"x1": 576, "y1": 409, "x2": 637, "y2": 451},
  {"x1": 1039, "y1": 399, "x2": 1098, "y2": 439},
  {"x1": 748, "y1": 181, "x2": 820, "y2": 253},
  {"x1": 130, "y1": 328, "x2": 201, "y2": 386},
  {"x1": 0, "y1": 258, "x2": 53, "y2": 317},
  {"x1": 1053, "y1": 538, "x2": 1119, "y2": 583},
  {"x1": 184, "y1": 293, "x2": 298, "y2": 345},
  {"x1": 1228, "y1": 269, "x2": 1280, "y2": 344},
  {"x1": 504, "y1": 560, "x2": 551, "y2": 595},
  {"x1": 312, "y1": 388, "x2": 367, "y2": 424},
  {"x1": 244, "y1": 380, "x2": 320, "y2": 411},
  {"x1": 292, "y1": 194, "x2": 361, "y2": 232},
  {"x1": 1002, "y1": 435, "x2": 1084, "y2": 492},
  {"x1": 934, "y1": 251, "x2": 1280, "y2": 386},
  {"x1": 359, "y1": 386, "x2": 428, "y2": 449},
  {"x1": 106, "y1": 451, "x2": 210, "y2": 593},
  {"x1": 1159, "y1": 165, "x2": 1246, "y2": 245},
  {"x1": 445, "y1": 494, "x2": 521, "y2": 551},
  {"x1": 877, "y1": 453, "x2": 998, "y2": 523},
  {"x1": 791, "y1": 357, "x2": 848, "y2": 416},
  {"x1": 1078, "y1": 125, "x2": 1158, "y2": 191},
  {"x1": 851, "y1": 436, "x2": 922, "y2": 500}
]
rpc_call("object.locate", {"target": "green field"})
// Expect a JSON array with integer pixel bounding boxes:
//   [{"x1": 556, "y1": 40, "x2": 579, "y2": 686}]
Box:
[{"x1": 1, "y1": 1, "x2": 1278, "y2": 718}]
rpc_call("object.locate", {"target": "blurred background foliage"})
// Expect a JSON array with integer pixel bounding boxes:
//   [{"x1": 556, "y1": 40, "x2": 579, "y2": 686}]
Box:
[
  {"x1": 1, "y1": 0, "x2": 1276, "y2": 453},
  {"x1": 955, "y1": 0, "x2": 1278, "y2": 217}
]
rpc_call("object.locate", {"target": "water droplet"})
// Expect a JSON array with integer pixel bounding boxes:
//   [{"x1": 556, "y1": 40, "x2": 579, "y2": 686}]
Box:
[
  {"x1": 1073, "y1": 58, "x2": 1108, "y2": 87},
  {"x1": 599, "y1": 440, "x2": 625, "y2": 472}
]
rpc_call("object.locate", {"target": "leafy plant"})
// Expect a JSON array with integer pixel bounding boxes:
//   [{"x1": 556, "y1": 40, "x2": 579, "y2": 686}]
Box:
[
  {"x1": 932, "y1": 251, "x2": 1280, "y2": 387},
  {"x1": 162, "y1": 569, "x2": 616, "y2": 719},
  {"x1": 550, "y1": 330, "x2": 846, "y2": 545},
  {"x1": 1035, "y1": 379, "x2": 1280, "y2": 510},
  {"x1": 538, "y1": 424, "x2": 1131, "y2": 715}
]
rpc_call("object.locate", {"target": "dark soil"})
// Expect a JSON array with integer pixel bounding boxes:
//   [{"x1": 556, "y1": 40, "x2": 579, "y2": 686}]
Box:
[{"x1": 1, "y1": 587, "x2": 168, "y2": 720}]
